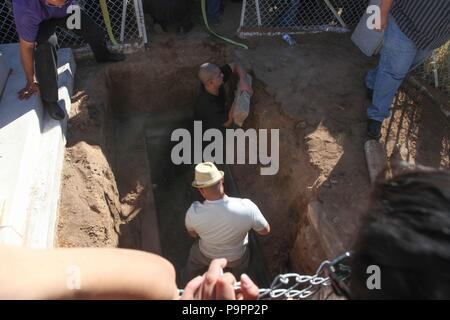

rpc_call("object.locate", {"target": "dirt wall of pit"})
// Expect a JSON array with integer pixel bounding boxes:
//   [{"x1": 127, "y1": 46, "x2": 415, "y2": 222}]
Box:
[{"x1": 58, "y1": 65, "x2": 122, "y2": 247}]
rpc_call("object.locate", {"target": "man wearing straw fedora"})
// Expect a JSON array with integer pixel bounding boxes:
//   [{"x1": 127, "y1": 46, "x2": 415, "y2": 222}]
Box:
[{"x1": 184, "y1": 162, "x2": 271, "y2": 282}]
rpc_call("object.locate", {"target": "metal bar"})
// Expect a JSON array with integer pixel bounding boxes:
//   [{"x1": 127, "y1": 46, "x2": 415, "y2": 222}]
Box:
[
  {"x1": 323, "y1": 0, "x2": 347, "y2": 29},
  {"x1": 432, "y1": 54, "x2": 439, "y2": 88},
  {"x1": 364, "y1": 140, "x2": 388, "y2": 185},
  {"x1": 255, "y1": 0, "x2": 262, "y2": 27},
  {"x1": 133, "y1": 0, "x2": 143, "y2": 38},
  {"x1": 120, "y1": 0, "x2": 128, "y2": 42},
  {"x1": 239, "y1": 0, "x2": 247, "y2": 32},
  {"x1": 136, "y1": 0, "x2": 148, "y2": 45}
]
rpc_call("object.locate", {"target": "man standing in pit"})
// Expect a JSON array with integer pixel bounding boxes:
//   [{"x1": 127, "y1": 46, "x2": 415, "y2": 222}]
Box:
[
  {"x1": 196, "y1": 61, "x2": 252, "y2": 130},
  {"x1": 365, "y1": 0, "x2": 449, "y2": 140},
  {"x1": 12, "y1": 0, "x2": 125, "y2": 120},
  {"x1": 184, "y1": 162, "x2": 270, "y2": 281}
]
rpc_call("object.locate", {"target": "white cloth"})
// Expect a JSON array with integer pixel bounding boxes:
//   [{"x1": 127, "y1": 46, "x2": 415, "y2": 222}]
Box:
[
  {"x1": 232, "y1": 74, "x2": 253, "y2": 127},
  {"x1": 185, "y1": 196, "x2": 268, "y2": 262}
]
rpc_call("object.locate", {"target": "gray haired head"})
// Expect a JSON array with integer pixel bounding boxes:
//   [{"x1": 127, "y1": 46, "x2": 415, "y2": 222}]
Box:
[{"x1": 198, "y1": 63, "x2": 219, "y2": 85}]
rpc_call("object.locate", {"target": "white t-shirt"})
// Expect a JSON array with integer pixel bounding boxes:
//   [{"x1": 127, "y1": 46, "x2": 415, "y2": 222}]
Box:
[{"x1": 185, "y1": 196, "x2": 269, "y2": 262}]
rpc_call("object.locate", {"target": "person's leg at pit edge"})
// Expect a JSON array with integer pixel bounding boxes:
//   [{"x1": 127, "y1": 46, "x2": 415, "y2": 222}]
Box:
[{"x1": 364, "y1": 16, "x2": 432, "y2": 141}]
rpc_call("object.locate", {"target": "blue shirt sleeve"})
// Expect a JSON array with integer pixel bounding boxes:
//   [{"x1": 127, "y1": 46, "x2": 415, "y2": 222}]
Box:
[{"x1": 12, "y1": 2, "x2": 41, "y2": 42}]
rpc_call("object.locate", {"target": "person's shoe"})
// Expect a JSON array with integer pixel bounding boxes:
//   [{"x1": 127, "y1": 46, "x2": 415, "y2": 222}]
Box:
[
  {"x1": 97, "y1": 52, "x2": 126, "y2": 63},
  {"x1": 43, "y1": 101, "x2": 65, "y2": 121},
  {"x1": 367, "y1": 119, "x2": 382, "y2": 140}
]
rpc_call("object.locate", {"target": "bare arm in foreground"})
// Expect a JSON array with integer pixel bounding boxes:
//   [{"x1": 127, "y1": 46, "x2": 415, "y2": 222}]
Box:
[{"x1": 0, "y1": 246, "x2": 179, "y2": 300}]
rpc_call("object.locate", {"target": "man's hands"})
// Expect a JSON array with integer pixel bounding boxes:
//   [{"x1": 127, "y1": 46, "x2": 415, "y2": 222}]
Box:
[
  {"x1": 229, "y1": 62, "x2": 254, "y2": 96},
  {"x1": 18, "y1": 81, "x2": 40, "y2": 100},
  {"x1": 181, "y1": 259, "x2": 259, "y2": 300}
]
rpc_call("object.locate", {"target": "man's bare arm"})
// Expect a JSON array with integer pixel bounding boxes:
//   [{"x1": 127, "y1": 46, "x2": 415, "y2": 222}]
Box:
[
  {"x1": 19, "y1": 38, "x2": 35, "y2": 83},
  {"x1": 381, "y1": 0, "x2": 394, "y2": 15},
  {"x1": 229, "y1": 62, "x2": 246, "y2": 81},
  {"x1": 0, "y1": 246, "x2": 179, "y2": 300},
  {"x1": 256, "y1": 224, "x2": 271, "y2": 236},
  {"x1": 228, "y1": 62, "x2": 253, "y2": 95},
  {"x1": 18, "y1": 38, "x2": 40, "y2": 99},
  {"x1": 377, "y1": 0, "x2": 394, "y2": 32}
]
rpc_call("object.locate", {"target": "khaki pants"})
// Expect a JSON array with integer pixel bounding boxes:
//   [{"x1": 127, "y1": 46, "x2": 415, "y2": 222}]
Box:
[{"x1": 183, "y1": 241, "x2": 250, "y2": 284}]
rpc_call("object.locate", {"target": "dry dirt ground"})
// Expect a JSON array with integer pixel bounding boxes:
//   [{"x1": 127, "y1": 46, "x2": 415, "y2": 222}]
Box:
[{"x1": 57, "y1": 1, "x2": 450, "y2": 280}]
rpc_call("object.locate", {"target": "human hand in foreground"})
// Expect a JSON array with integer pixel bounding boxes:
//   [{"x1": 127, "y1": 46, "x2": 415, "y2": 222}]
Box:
[
  {"x1": 18, "y1": 81, "x2": 40, "y2": 100},
  {"x1": 181, "y1": 258, "x2": 259, "y2": 300}
]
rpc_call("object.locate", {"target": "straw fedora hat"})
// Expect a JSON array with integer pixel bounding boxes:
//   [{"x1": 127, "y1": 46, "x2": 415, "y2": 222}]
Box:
[{"x1": 192, "y1": 162, "x2": 224, "y2": 188}]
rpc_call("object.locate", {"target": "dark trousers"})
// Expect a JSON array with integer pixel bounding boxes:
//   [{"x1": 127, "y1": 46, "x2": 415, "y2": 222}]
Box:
[
  {"x1": 35, "y1": 10, "x2": 109, "y2": 103},
  {"x1": 143, "y1": 0, "x2": 192, "y2": 27},
  {"x1": 207, "y1": 0, "x2": 223, "y2": 24}
]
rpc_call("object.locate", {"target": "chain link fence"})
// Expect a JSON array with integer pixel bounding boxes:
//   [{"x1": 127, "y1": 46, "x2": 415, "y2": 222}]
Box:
[
  {"x1": 238, "y1": 0, "x2": 369, "y2": 36},
  {"x1": 0, "y1": 1, "x2": 17, "y2": 45},
  {"x1": 0, "y1": 0, "x2": 145, "y2": 48}
]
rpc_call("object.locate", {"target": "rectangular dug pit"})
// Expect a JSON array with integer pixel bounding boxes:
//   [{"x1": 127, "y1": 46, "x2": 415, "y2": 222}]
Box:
[{"x1": 93, "y1": 49, "x2": 271, "y2": 287}]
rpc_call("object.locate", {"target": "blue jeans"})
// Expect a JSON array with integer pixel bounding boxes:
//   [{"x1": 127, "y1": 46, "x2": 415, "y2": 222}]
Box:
[
  {"x1": 207, "y1": 0, "x2": 223, "y2": 24},
  {"x1": 366, "y1": 16, "x2": 432, "y2": 122}
]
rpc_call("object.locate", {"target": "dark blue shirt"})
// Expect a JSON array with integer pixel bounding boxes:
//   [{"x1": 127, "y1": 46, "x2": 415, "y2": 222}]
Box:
[
  {"x1": 392, "y1": 0, "x2": 450, "y2": 49},
  {"x1": 12, "y1": 0, "x2": 75, "y2": 42}
]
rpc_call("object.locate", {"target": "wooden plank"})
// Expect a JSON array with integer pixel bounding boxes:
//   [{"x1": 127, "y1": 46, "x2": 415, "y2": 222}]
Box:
[{"x1": 364, "y1": 140, "x2": 388, "y2": 184}]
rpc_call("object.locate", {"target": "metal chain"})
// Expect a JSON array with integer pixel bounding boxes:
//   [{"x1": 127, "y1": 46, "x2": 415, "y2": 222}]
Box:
[{"x1": 255, "y1": 260, "x2": 332, "y2": 300}]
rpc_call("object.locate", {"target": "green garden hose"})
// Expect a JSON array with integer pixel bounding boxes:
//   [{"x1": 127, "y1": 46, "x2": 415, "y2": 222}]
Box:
[
  {"x1": 100, "y1": 0, "x2": 118, "y2": 45},
  {"x1": 201, "y1": 0, "x2": 248, "y2": 50}
]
